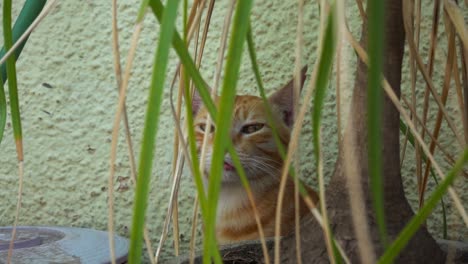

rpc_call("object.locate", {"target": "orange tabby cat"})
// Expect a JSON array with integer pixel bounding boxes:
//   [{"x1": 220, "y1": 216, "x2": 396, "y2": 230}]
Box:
[{"x1": 192, "y1": 68, "x2": 319, "y2": 244}]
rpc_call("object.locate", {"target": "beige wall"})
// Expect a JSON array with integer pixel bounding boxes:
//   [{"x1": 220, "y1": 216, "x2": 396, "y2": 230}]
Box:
[{"x1": 0, "y1": 0, "x2": 466, "y2": 261}]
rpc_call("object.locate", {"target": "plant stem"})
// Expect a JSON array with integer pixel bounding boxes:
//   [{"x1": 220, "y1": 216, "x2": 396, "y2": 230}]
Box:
[{"x1": 128, "y1": 0, "x2": 181, "y2": 262}]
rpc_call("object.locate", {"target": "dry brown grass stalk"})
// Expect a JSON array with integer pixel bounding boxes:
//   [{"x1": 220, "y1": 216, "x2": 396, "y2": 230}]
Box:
[
  {"x1": 335, "y1": 39, "x2": 343, "y2": 147},
  {"x1": 154, "y1": 152, "x2": 185, "y2": 263},
  {"x1": 383, "y1": 80, "x2": 468, "y2": 227},
  {"x1": 188, "y1": 196, "x2": 199, "y2": 264},
  {"x1": 186, "y1": 1, "x2": 213, "y2": 262},
  {"x1": 293, "y1": 1, "x2": 305, "y2": 263},
  {"x1": 453, "y1": 47, "x2": 468, "y2": 145},
  {"x1": 400, "y1": 93, "x2": 466, "y2": 173},
  {"x1": 420, "y1": 0, "x2": 441, "y2": 150},
  {"x1": 461, "y1": 43, "x2": 468, "y2": 143},
  {"x1": 110, "y1": 2, "x2": 156, "y2": 263},
  {"x1": 414, "y1": 0, "x2": 423, "y2": 189},
  {"x1": 400, "y1": 0, "x2": 421, "y2": 178},
  {"x1": 419, "y1": 14, "x2": 457, "y2": 207},
  {"x1": 273, "y1": 19, "x2": 341, "y2": 263},
  {"x1": 194, "y1": 0, "x2": 215, "y2": 68},
  {"x1": 7, "y1": 162, "x2": 24, "y2": 264},
  {"x1": 443, "y1": 0, "x2": 468, "y2": 50},
  {"x1": 157, "y1": 0, "x2": 209, "y2": 259},
  {"x1": 168, "y1": 0, "x2": 211, "y2": 257},
  {"x1": 6, "y1": 1, "x2": 58, "y2": 263},
  {"x1": 335, "y1": 3, "x2": 376, "y2": 263},
  {"x1": 107, "y1": 15, "x2": 143, "y2": 264},
  {"x1": 342, "y1": 116, "x2": 377, "y2": 264},
  {"x1": 354, "y1": 0, "x2": 366, "y2": 21},
  {"x1": 195, "y1": 1, "x2": 271, "y2": 262},
  {"x1": 403, "y1": 1, "x2": 464, "y2": 147},
  {"x1": 186, "y1": 0, "x2": 207, "y2": 45},
  {"x1": 272, "y1": 2, "x2": 352, "y2": 263},
  {"x1": 167, "y1": 72, "x2": 207, "y2": 263}
]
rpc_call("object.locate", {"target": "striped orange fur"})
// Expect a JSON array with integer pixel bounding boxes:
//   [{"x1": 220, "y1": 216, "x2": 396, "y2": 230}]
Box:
[{"x1": 192, "y1": 68, "x2": 318, "y2": 243}]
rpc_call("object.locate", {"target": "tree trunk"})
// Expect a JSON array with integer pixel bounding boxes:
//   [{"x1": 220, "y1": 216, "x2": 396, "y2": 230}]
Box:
[{"x1": 278, "y1": 0, "x2": 446, "y2": 262}]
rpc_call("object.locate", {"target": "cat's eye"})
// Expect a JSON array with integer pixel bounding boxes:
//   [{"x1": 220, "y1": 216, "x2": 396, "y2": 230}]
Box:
[
  {"x1": 241, "y1": 123, "x2": 264, "y2": 134},
  {"x1": 199, "y1": 123, "x2": 215, "y2": 133}
]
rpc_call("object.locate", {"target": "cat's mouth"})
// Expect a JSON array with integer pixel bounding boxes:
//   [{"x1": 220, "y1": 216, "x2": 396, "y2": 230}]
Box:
[{"x1": 223, "y1": 161, "x2": 235, "y2": 171}]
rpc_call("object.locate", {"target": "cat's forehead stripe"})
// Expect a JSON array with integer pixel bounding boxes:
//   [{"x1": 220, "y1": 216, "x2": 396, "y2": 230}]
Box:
[
  {"x1": 234, "y1": 96, "x2": 263, "y2": 121},
  {"x1": 197, "y1": 95, "x2": 264, "y2": 121}
]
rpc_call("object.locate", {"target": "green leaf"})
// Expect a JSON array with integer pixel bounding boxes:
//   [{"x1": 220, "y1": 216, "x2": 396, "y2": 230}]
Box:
[
  {"x1": 367, "y1": 0, "x2": 387, "y2": 246},
  {"x1": 136, "y1": 0, "x2": 150, "y2": 23},
  {"x1": 0, "y1": 0, "x2": 47, "y2": 81},
  {"x1": 246, "y1": 24, "x2": 310, "y2": 196},
  {"x1": 312, "y1": 6, "x2": 337, "y2": 160},
  {"x1": 3, "y1": 0, "x2": 22, "y2": 149},
  {"x1": 128, "y1": 0, "x2": 181, "y2": 262},
  {"x1": 0, "y1": 0, "x2": 46, "y2": 146},
  {"x1": 311, "y1": 3, "x2": 340, "y2": 263},
  {"x1": 0, "y1": 74, "x2": 5, "y2": 145},
  {"x1": 203, "y1": 1, "x2": 253, "y2": 263}
]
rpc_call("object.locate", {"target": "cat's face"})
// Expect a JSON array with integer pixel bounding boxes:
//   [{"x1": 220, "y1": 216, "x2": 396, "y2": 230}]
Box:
[
  {"x1": 193, "y1": 94, "x2": 291, "y2": 185},
  {"x1": 191, "y1": 67, "x2": 307, "y2": 186}
]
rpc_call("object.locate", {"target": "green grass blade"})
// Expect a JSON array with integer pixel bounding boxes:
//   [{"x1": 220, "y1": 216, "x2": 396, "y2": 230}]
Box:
[
  {"x1": 183, "y1": 0, "x2": 188, "y2": 40},
  {"x1": 182, "y1": 73, "x2": 207, "y2": 213},
  {"x1": 136, "y1": 0, "x2": 150, "y2": 22},
  {"x1": 147, "y1": 0, "x2": 217, "y2": 212},
  {"x1": 181, "y1": 65, "x2": 224, "y2": 263},
  {"x1": 312, "y1": 9, "x2": 337, "y2": 179},
  {"x1": 182, "y1": 73, "x2": 224, "y2": 264},
  {"x1": 246, "y1": 25, "x2": 286, "y2": 157},
  {"x1": 203, "y1": 2, "x2": 253, "y2": 263},
  {"x1": 149, "y1": 1, "x2": 346, "y2": 262},
  {"x1": 311, "y1": 3, "x2": 339, "y2": 262},
  {"x1": 0, "y1": 73, "x2": 5, "y2": 144},
  {"x1": 0, "y1": 0, "x2": 46, "y2": 82},
  {"x1": 148, "y1": 0, "x2": 225, "y2": 261},
  {"x1": 248, "y1": 24, "x2": 348, "y2": 263},
  {"x1": 378, "y1": 148, "x2": 468, "y2": 263},
  {"x1": 246, "y1": 25, "x2": 310, "y2": 197},
  {"x1": 0, "y1": 0, "x2": 45, "y2": 146},
  {"x1": 3, "y1": 0, "x2": 22, "y2": 156},
  {"x1": 179, "y1": 0, "x2": 207, "y2": 215},
  {"x1": 148, "y1": 1, "x2": 226, "y2": 260},
  {"x1": 399, "y1": 120, "x2": 448, "y2": 238},
  {"x1": 312, "y1": 8, "x2": 337, "y2": 161},
  {"x1": 128, "y1": 0, "x2": 181, "y2": 262},
  {"x1": 367, "y1": 0, "x2": 387, "y2": 246}
]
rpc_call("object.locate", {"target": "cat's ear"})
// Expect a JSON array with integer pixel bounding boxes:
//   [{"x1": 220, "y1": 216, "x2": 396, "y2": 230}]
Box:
[
  {"x1": 191, "y1": 89, "x2": 203, "y2": 116},
  {"x1": 191, "y1": 82, "x2": 213, "y2": 116},
  {"x1": 268, "y1": 66, "x2": 308, "y2": 127}
]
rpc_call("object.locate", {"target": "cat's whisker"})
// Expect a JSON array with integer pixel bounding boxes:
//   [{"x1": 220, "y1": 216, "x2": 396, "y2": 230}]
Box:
[
  {"x1": 250, "y1": 157, "x2": 282, "y2": 170},
  {"x1": 236, "y1": 153, "x2": 283, "y2": 166},
  {"x1": 246, "y1": 160, "x2": 281, "y2": 177}
]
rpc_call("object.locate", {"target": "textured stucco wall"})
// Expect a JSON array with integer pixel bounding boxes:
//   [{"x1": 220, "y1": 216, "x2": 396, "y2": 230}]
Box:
[{"x1": 0, "y1": 0, "x2": 466, "y2": 261}]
